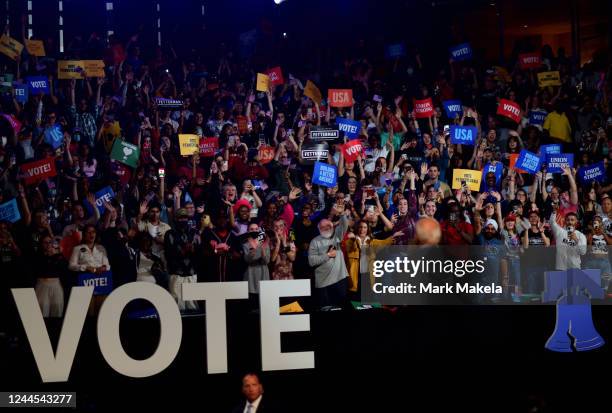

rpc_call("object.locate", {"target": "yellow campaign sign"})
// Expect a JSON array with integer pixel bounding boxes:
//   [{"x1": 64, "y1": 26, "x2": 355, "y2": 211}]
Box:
[
  {"x1": 178, "y1": 134, "x2": 200, "y2": 156},
  {"x1": 83, "y1": 60, "x2": 105, "y2": 77},
  {"x1": 451, "y1": 169, "x2": 482, "y2": 192},
  {"x1": 58, "y1": 60, "x2": 86, "y2": 79},
  {"x1": 493, "y1": 66, "x2": 511, "y2": 83},
  {"x1": 537, "y1": 71, "x2": 561, "y2": 88},
  {"x1": 279, "y1": 301, "x2": 304, "y2": 314},
  {"x1": 256, "y1": 73, "x2": 269, "y2": 92},
  {"x1": 0, "y1": 34, "x2": 24, "y2": 60},
  {"x1": 304, "y1": 80, "x2": 322, "y2": 105},
  {"x1": 25, "y1": 39, "x2": 45, "y2": 57}
]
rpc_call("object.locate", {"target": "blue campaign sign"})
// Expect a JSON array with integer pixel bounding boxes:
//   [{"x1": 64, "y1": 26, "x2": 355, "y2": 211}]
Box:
[
  {"x1": 44, "y1": 124, "x2": 63, "y2": 149},
  {"x1": 539, "y1": 144, "x2": 561, "y2": 163},
  {"x1": 529, "y1": 110, "x2": 547, "y2": 126},
  {"x1": 312, "y1": 161, "x2": 338, "y2": 188},
  {"x1": 450, "y1": 125, "x2": 477, "y2": 145},
  {"x1": 515, "y1": 149, "x2": 541, "y2": 174},
  {"x1": 578, "y1": 162, "x2": 606, "y2": 183},
  {"x1": 0, "y1": 198, "x2": 21, "y2": 223},
  {"x1": 85, "y1": 186, "x2": 115, "y2": 215},
  {"x1": 546, "y1": 153, "x2": 574, "y2": 174},
  {"x1": 385, "y1": 43, "x2": 406, "y2": 59},
  {"x1": 483, "y1": 161, "x2": 503, "y2": 184},
  {"x1": 26, "y1": 76, "x2": 50, "y2": 95},
  {"x1": 13, "y1": 83, "x2": 28, "y2": 103},
  {"x1": 449, "y1": 43, "x2": 473, "y2": 61},
  {"x1": 336, "y1": 117, "x2": 361, "y2": 139},
  {"x1": 78, "y1": 271, "x2": 113, "y2": 295},
  {"x1": 443, "y1": 100, "x2": 462, "y2": 119}
]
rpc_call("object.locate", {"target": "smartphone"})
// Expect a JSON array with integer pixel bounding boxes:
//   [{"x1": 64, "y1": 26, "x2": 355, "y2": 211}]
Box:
[
  {"x1": 158, "y1": 167, "x2": 165, "y2": 178},
  {"x1": 327, "y1": 245, "x2": 336, "y2": 252},
  {"x1": 366, "y1": 189, "x2": 375, "y2": 197},
  {"x1": 373, "y1": 95, "x2": 382, "y2": 103}
]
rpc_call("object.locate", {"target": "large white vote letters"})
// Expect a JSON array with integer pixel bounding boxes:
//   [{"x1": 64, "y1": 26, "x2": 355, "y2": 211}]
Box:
[{"x1": 12, "y1": 280, "x2": 313, "y2": 382}]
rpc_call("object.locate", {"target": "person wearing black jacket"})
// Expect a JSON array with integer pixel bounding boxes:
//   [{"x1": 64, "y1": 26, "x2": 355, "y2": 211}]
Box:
[
  {"x1": 164, "y1": 208, "x2": 200, "y2": 311},
  {"x1": 230, "y1": 373, "x2": 281, "y2": 413},
  {"x1": 33, "y1": 235, "x2": 69, "y2": 317}
]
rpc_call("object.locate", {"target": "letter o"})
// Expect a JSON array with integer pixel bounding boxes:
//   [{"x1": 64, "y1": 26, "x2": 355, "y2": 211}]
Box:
[{"x1": 97, "y1": 282, "x2": 182, "y2": 378}]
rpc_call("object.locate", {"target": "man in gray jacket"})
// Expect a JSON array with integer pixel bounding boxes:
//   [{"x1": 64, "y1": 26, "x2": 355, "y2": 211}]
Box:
[{"x1": 308, "y1": 204, "x2": 351, "y2": 308}]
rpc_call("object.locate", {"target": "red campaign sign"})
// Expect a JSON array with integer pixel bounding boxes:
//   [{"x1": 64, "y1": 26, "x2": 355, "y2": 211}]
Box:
[
  {"x1": 236, "y1": 115, "x2": 249, "y2": 135},
  {"x1": 518, "y1": 53, "x2": 541, "y2": 69},
  {"x1": 497, "y1": 99, "x2": 522, "y2": 123},
  {"x1": 266, "y1": 66, "x2": 284, "y2": 86},
  {"x1": 413, "y1": 98, "x2": 434, "y2": 118},
  {"x1": 20, "y1": 158, "x2": 57, "y2": 185},
  {"x1": 341, "y1": 140, "x2": 363, "y2": 163},
  {"x1": 199, "y1": 137, "x2": 219, "y2": 157},
  {"x1": 258, "y1": 145, "x2": 275, "y2": 164},
  {"x1": 328, "y1": 89, "x2": 353, "y2": 107}
]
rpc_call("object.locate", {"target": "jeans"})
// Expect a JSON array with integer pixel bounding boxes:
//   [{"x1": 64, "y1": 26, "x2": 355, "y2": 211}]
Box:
[{"x1": 583, "y1": 256, "x2": 612, "y2": 290}]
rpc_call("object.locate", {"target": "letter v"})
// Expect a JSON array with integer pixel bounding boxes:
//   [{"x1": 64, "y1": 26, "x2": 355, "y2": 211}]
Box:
[{"x1": 11, "y1": 287, "x2": 93, "y2": 382}]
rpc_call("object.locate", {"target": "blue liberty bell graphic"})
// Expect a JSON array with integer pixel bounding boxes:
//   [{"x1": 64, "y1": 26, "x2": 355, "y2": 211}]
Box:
[{"x1": 542, "y1": 269, "x2": 605, "y2": 352}]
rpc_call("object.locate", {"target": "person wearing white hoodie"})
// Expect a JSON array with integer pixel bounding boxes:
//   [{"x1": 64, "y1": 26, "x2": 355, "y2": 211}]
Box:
[{"x1": 550, "y1": 209, "x2": 587, "y2": 271}]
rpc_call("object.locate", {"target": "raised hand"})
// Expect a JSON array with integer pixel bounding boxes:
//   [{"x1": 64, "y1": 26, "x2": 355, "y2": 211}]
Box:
[
  {"x1": 420, "y1": 162, "x2": 428, "y2": 177},
  {"x1": 139, "y1": 200, "x2": 149, "y2": 216}
]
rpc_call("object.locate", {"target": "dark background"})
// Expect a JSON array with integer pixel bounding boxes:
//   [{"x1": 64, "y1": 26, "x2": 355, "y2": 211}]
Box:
[
  {"x1": 2, "y1": 0, "x2": 612, "y2": 68},
  {"x1": 2, "y1": 304, "x2": 611, "y2": 412}
]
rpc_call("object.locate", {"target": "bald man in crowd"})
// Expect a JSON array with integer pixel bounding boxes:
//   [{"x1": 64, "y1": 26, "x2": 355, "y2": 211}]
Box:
[
  {"x1": 415, "y1": 217, "x2": 442, "y2": 245},
  {"x1": 308, "y1": 204, "x2": 351, "y2": 308}
]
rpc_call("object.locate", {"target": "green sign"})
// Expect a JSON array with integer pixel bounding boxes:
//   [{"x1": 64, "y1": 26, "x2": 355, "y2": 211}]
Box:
[
  {"x1": 0, "y1": 73, "x2": 14, "y2": 93},
  {"x1": 110, "y1": 139, "x2": 140, "y2": 168}
]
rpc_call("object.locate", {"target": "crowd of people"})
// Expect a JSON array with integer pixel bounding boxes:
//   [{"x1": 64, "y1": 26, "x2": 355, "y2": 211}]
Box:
[{"x1": 0, "y1": 27, "x2": 611, "y2": 320}]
